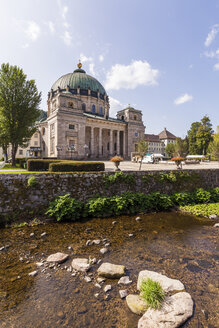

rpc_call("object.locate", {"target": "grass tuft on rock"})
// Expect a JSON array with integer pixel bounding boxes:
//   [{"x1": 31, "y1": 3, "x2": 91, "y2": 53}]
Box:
[{"x1": 140, "y1": 278, "x2": 165, "y2": 309}]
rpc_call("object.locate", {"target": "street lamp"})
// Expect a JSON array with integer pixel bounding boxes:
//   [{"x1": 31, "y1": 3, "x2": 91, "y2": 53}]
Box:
[
  {"x1": 56, "y1": 145, "x2": 63, "y2": 159},
  {"x1": 67, "y1": 144, "x2": 75, "y2": 160},
  {"x1": 84, "y1": 144, "x2": 89, "y2": 159}
]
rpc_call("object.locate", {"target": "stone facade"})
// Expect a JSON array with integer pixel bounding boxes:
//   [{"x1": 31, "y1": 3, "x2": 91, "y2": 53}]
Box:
[
  {"x1": 0, "y1": 169, "x2": 218, "y2": 218},
  {"x1": 18, "y1": 63, "x2": 145, "y2": 160}
]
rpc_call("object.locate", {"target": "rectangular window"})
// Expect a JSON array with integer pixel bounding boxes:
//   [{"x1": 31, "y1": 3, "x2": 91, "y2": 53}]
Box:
[
  {"x1": 34, "y1": 133, "x2": 38, "y2": 138},
  {"x1": 19, "y1": 149, "x2": 23, "y2": 155},
  {"x1": 69, "y1": 124, "x2": 75, "y2": 130},
  {"x1": 134, "y1": 132, "x2": 138, "y2": 137},
  {"x1": 34, "y1": 141, "x2": 38, "y2": 146}
]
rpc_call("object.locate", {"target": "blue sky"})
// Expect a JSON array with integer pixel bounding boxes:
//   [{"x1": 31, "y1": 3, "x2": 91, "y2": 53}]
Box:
[{"x1": 0, "y1": 0, "x2": 219, "y2": 137}]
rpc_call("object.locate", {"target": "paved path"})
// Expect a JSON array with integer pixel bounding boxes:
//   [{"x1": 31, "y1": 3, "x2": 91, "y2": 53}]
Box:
[
  {"x1": 103, "y1": 161, "x2": 219, "y2": 172},
  {"x1": 0, "y1": 161, "x2": 218, "y2": 172}
]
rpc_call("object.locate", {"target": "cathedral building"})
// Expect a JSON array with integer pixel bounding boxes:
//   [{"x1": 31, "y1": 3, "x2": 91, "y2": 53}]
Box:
[{"x1": 28, "y1": 62, "x2": 145, "y2": 159}]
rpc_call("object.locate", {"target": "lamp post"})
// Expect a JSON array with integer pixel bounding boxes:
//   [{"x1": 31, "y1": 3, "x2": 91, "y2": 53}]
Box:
[
  {"x1": 68, "y1": 144, "x2": 75, "y2": 160},
  {"x1": 84, "y1": 144, "x2": 89, "y2": 160},
  {"x1": 56, "y1": 145, "x2": 63, "y2": 159}
]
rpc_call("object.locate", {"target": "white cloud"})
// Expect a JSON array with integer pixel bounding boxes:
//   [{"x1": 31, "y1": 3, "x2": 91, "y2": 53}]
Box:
[
  {"x1": 25, "y1": 21, "x2": 40, "y2": 41},
  {"x1": 47, "y1": 21, "x2": 55, "y2": 34},
  {"x1": 174, "y1": 93, "x2": 193, "y2": 105},
  {"x1": 62, "y1": 5, "x2": 68, "y2": 20},
  {"x1": 205, "y1": 24, "x2": 219, "y2": 47},
  {"x1": 99, "y1": 54, "x2": 104, "y2": 62},
  {"x1": 62, "y1": 30, "x2": 72, "y2": 46},
  {"x1": 105, "y1": 60, "x2": 159, "y2": 90},
  {"x1": 204, "y1": 50, "x2": 216, "y2": 58},
  {"x1": 22, "y1": 43, "x2": 29, "y2": 49},
  {"x1": 89, "y1": 63, "x2": 95, "y2": 76},
  {"x1": 213, "y1": 63, "x2": 219, "y2": 70},
  {"x1": 109, "y1": 97, "x2": 124, "y2": 117},
  {"x1": 80, "y1": 53, "x2": 93, "y2": 63}
]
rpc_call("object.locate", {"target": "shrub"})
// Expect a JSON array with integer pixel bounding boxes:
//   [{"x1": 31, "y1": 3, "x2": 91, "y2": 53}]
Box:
[
  {"x1": 193, "y1": 188, "x2": 211, "y2": 204},
  {"x1": 45, "y1": 194, "x2": 83, "y2": 221},
  {"x1": 140, "y1": 278, "x2": 165, "y2": 309},
  {"x1": 27, "y1": 159, "x2": 62, "y2": 171},
  {"x1": 27, "y1": 176, "x2": 37, "y2": 187},
  {"x1": 172, "y1": 191, "x2": 194, "y2": 206},
  {"x1": 49, "y1": 161, "x2": 105, "y2": 172}
]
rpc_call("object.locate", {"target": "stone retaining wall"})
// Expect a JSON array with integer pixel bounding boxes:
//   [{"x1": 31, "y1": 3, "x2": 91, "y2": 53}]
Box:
[{"x1": 0, "y1": 169, "x2": 218, "y2": 219}]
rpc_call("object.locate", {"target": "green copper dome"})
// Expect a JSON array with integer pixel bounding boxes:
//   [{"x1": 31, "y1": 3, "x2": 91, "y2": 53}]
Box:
[{"x1": 51, "y1": 65, "x2": 106, "y2": 96}]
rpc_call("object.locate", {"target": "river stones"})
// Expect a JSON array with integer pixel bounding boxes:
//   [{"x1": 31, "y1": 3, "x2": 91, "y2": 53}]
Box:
[
  {"x1": 28, "y1": 271, "x2": 38, "y2": 277},
  {"x1": 119, "y1": 289, "x2": 128, "y2": 299},
  {"x1": 72, "y1": 258, "x2": 91, "y2": 272},
  {"x1": 97, "y1": 262, "x2": 125, "y2": 278},
  {"x1": 118, "y1": 276, "x2": 132, "y2": 285},
  {"x1": 138, "y1": 292, "x2": 193, "y2": 328},
  {"x1": 46, "y1": 252, "x2": 69, "y2": 264},
  {"x1": 126, "y1": 295, "x2": 148, "y2": 315},
  {"x1": 137, "y1": 270, "x2": 184, "y2": 293}
]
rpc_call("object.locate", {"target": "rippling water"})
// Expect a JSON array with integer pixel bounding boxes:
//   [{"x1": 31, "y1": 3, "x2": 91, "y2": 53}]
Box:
[{"x1": 0, "y1": 212, "x2": 218, "y2": 328}]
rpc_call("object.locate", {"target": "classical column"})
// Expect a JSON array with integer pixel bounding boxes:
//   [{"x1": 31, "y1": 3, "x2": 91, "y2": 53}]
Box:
[
  {"x1": 117, "y1": 130, "x2": 120, "y2": 155},
  {"x1": 109, "y1": 129, "x2": 113, "y2": 156},
  {"x1": 90, "y1": 127, "x2": 94, "y2": 156},
  {"x1": 123, "y1": 131, "x2": 126, "y2": 157},
  {"x1": 99, "y1": 128, "x2": 102, "y2": 156}
]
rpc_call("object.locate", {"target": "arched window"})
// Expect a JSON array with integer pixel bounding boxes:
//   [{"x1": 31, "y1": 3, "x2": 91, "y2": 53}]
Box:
[
  {"x1": 100, "y1": 106, "x2": 103, "y2": 115},
  {"x1": 42, "y1": 127, "x2": 45, "y2": 135},
  {"x1": 121, "y1": 115, "x2": 124, "y2": 120},
  {"x1": 92, "y1": 104, "x2": 95, "y2": 113},
  {"x1": 82, "y1": 103, "x2": 86, "y2": 111},
  {"x1": 134, "y1": 115, "x2": 137, "y2": 120}
]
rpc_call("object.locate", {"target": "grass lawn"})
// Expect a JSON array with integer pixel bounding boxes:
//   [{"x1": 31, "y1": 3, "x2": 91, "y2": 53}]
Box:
[
  {"x1": 180, "y1": 203, "x2": 219, "y2": 217},
  {"x1": 0, "y1": 164, "x2": 20, "y2": 170}
]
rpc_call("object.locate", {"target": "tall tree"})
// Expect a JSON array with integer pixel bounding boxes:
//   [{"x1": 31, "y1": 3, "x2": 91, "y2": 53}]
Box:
[
  {"x1": 196, "y1": 116, "x2": 213, "y2": 155},
  {"x1": 0, "y1": 63, "x2": 41, "y2": 166},
  {"x1": 136, "y1": 139, "x2": 148, "y2": 171},
  {"x1": 208, "y1": 126, "x2": 219, "y2": 160},
  {"x1": 187, "y1": 121, "x2": 201, "y2": 154}
]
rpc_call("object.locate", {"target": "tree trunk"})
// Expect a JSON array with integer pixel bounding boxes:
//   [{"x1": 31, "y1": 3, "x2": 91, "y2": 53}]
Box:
[
  {"x1": 2, "y1": 144, "x2": 8, "y2": 162},
  {"x1": 11, "y1": 144, "x2": 18, "y2": 167},
  {"x1": 139, "y1": 157, "x2": 142, "y2": 171}
]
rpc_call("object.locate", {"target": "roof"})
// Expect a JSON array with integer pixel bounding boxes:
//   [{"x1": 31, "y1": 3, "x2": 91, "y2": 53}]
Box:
[
  {"x1": 145, "y1": 134, "x2": 161, "y2": 142},
  {"x1": 158, "y1": 128, "x2": 176, "y2": 140},
  {"x1": 51, "y1": 65, "x2": 106, "y2": 96}
]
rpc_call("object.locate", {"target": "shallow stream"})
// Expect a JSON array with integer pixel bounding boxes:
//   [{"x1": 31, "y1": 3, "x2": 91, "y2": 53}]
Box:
[{"x1": 0, "y1": 212, "x2": 218, "y2": 328}]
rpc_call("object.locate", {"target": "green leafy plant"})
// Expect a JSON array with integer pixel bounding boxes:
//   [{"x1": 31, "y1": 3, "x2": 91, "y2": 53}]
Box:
[
  {"x1": 27, "y1": 176, "x2": 37, "y2": 187},
  {"x1": 140, "y1": 278, "x2": 165, "y2": 309},
  {"x1": 103, "y1": 172, "x2": 135, "y2": 187},
  {"x1": 46, "y1": 194, "x2": 83, "y2": 221},
  {"x1": 180, "y1": 203, "x2": 219, "y2": 217}
]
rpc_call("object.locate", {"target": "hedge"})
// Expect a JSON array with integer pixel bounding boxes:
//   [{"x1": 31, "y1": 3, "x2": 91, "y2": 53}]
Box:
[
  {"x1": 49, "y1": 161, "x2": 105, "y2": 172},
  {"x1": 27, "y1": 159, "x2": 62, "y2": 171}
]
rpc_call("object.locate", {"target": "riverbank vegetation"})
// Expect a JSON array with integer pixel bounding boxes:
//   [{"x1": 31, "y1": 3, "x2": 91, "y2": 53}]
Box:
[
  {"x1": 46, "y1": 187, "x2": 219, "y2": 222},
  {"x1": 180, "y1": 203, "x2": 219, "y2": 217}
]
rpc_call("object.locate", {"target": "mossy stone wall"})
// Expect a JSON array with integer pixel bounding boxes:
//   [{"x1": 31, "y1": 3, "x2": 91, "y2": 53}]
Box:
[{"x1": 0, "y1": 169, "x2": 218, "y2": 220}]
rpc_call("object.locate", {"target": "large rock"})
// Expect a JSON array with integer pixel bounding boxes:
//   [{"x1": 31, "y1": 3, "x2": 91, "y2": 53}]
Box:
[
  {"x1": 138, "y1": 292, "x2": 193, "y2": 328},
  {"x1": 46, "y1": 252, "x2": 69, "y2": 264},
  {"x1": 97, "y1": 262, "x2": 125, "y2": 278},
  {"x1": 137, "y1": 270, "x2": 184, "y2": 293},
  {"x1": 72, "y1": 258, "x2": 91, "y2": 272},
  {"x1": 126, "y1": 295, "x2": 148, "y2": 315}
]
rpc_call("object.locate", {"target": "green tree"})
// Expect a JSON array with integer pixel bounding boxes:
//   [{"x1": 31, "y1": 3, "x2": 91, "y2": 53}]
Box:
[
  {"x1": 187, "y1": 116, "x2": 213, "y2": 155},
  {"x1": 196, "y1": 116, "x2": 213, "y2": 155},
  {"x1": 208, "y1": 126, "x2": 219, "y2": 160},
  {"x1": 165, "y1": 143, "x2": 175, "y2": 158},
  {"x1": 175, "y1": 137, "x2": 188, "y2": 157},
  {"x1": 0, "y1": 63, "x2": 41, "y2": 166},
  {"x1": 188, "y1": 121, "x2": 201, "y2": 154},
  {"x1": 0, "y1": 127, "x2": 9, "y2": 161},
  {"x1": 136, "y1": 139, "x2": 148, "y2": 170}
]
